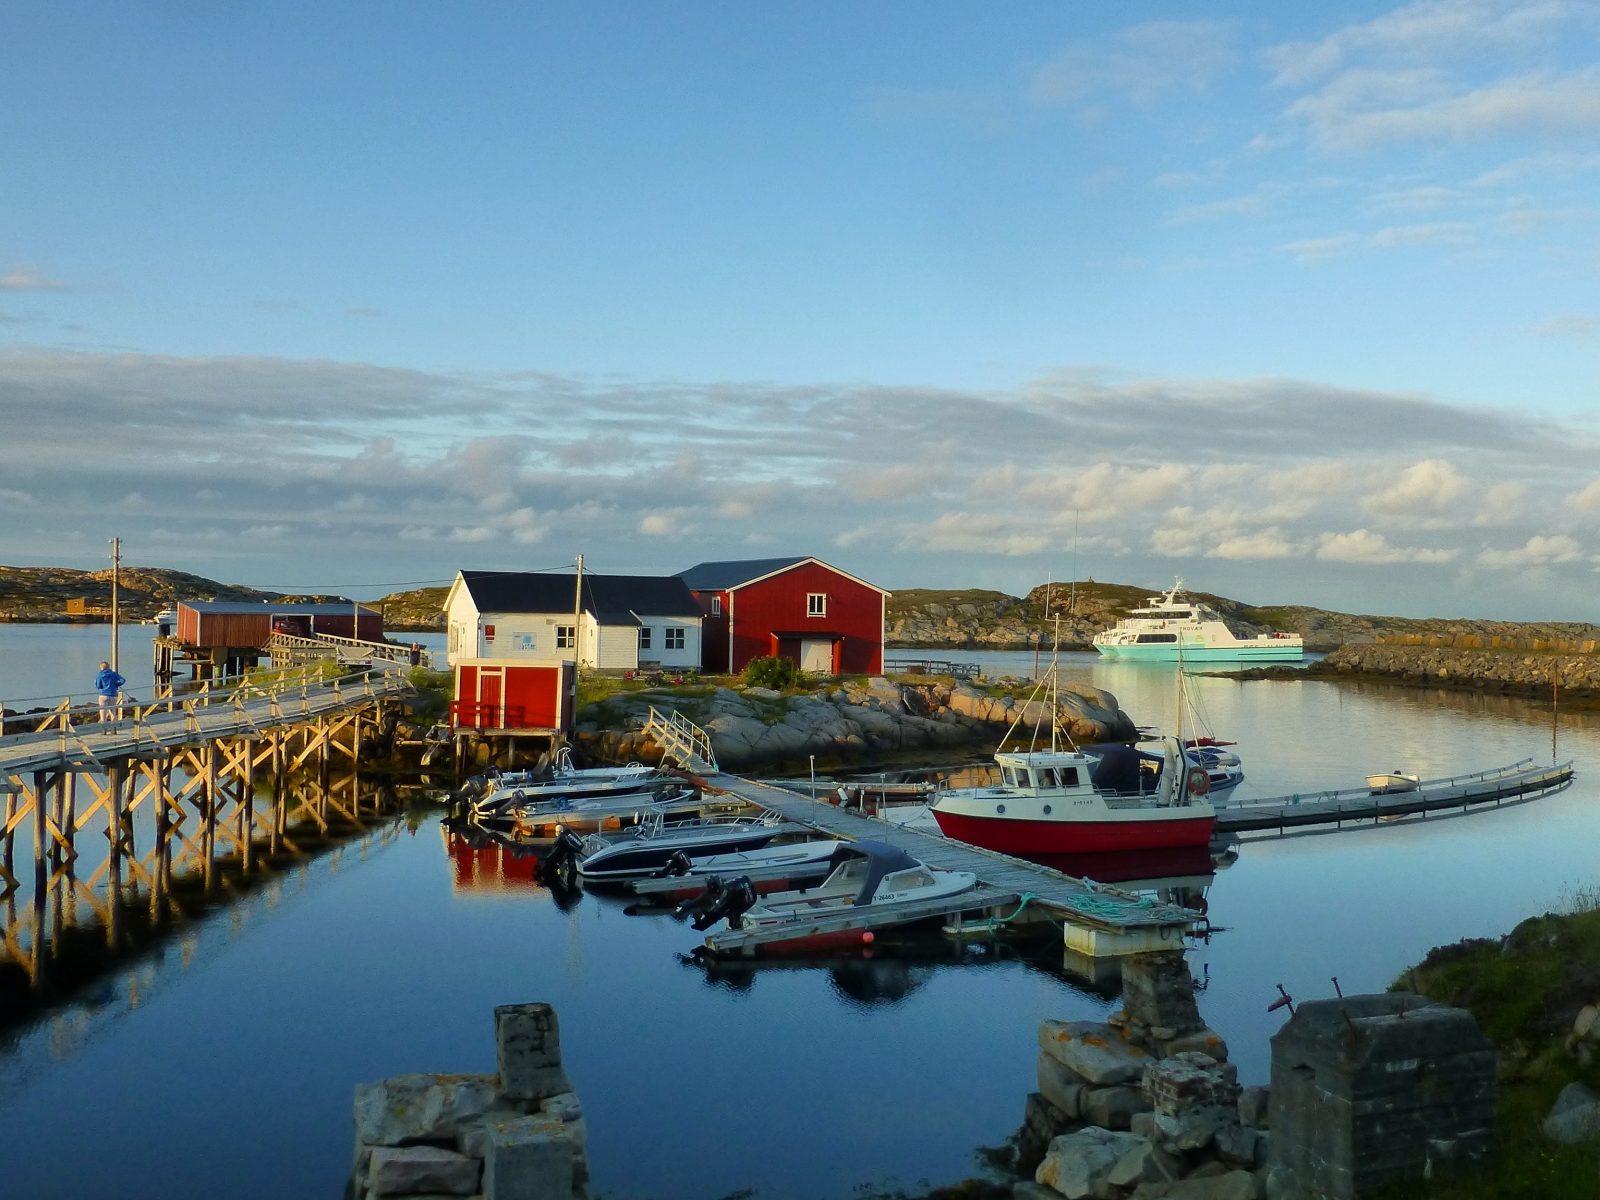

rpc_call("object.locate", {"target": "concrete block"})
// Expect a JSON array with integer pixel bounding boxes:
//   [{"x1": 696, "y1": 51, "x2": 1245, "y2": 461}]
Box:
[
  {"x1": 368, "y1": 1145, "x2": 481, "y2": 1196},
  {"x1": 1036, "y1": 1127, "x2": 1143, "y2": 1200},
  {"x1": 482, "y1": 1115, "x2": 574, "y2": 1200},
  {"x1": 355, "y1": 1074, "x2": 500, "y2": 1146},
  {"x1": 1083, "y1": 1084, "x2": 1149, "y2": 1130},
  {"x1": 1237, "y1": 1086, "x2": 1270, "y2": 1129},
  {"x1": 495, "y1": 1004, "x2": 568, "y2": 1103},
  {"x1": 1038, "y1": 1053, "x2": 1088, "y2": 1117},
  {"x1": 1039, "y1": 1020, "x2": 1154, "y2": 1085}
]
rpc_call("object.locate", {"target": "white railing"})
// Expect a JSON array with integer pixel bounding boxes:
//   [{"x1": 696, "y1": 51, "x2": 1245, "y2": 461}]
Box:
[{"x1": 645, "y1": 706, "x2": 719, "y2": 774}]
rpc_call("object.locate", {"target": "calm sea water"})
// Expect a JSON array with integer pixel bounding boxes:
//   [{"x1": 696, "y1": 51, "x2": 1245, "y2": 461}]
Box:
[{"x1": 1, "y1": 629, "x2": 1597, "y2": 1199}]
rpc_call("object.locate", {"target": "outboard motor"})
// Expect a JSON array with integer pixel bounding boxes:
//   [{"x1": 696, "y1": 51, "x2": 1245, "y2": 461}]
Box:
[
  {"x1": 539, "y1": 827, "x2": 585, "y2": 884},
  {"x1": 674, "y1": 875, "x2": 726, "y2": 921},
  {"x1": 689, "y1": 875, "x2": 757, "y2": 932},
  {"x1": 653, "y1": 850, "x2": 695, "y2": 879}
]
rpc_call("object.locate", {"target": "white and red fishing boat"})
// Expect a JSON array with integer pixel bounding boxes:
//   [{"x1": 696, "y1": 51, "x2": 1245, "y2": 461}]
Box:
[
  {"x1": 928, "y1": 739, "x2": 1215, "y2": 853},
  {"x1": 927, "y1": 633, "x2": 1218, "y2": 854}
]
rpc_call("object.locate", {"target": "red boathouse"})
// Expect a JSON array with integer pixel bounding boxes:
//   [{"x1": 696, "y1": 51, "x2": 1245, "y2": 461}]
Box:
[{"x1": 676, "y1": 556, "x2": 888, "y2": 676}]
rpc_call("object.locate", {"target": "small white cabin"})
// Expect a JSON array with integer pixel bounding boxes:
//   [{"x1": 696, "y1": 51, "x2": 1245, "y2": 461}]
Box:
[{"x1": 442, "y1": 570, "x2": 703, "y2": 673}]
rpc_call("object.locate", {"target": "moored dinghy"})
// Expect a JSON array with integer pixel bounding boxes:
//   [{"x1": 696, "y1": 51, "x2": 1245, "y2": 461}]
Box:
[{"x1": 690, "y1": 839, "x2": 977, "y2": 953}]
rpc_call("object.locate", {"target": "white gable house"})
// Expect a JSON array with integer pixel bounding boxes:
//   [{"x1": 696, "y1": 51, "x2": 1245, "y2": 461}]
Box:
[{"x1": 443, "y1": 570, "x2": 703, "y2": 673}]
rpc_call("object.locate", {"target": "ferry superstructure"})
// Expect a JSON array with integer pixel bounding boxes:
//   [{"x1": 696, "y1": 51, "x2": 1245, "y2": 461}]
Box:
[{"x1": 1092, "y1": 580, "x2": 1303, "y2": 662}]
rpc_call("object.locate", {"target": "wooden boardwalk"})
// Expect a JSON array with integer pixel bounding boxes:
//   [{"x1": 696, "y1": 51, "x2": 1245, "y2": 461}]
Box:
[
  {"x1": 705, "y1": 775, "x2": 1202, "y2": 954},
  {"x1": 0, "y1": 667, "x2": 411, "y2": 776},
  {"x1": 1214, "y1": 758, "x2": 1574, "y2": 837}
]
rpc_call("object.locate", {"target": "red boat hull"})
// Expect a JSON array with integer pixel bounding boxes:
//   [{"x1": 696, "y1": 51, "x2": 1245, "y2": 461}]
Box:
[{"x1": 930, "y1": 809, "x2": 1215, "y2": 854}]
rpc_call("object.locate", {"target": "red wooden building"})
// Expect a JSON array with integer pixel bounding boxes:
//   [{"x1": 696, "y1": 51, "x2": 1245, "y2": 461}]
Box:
[
  {"x1": 450, "y1": 660, "x2": 576, "y2": 737},
  {"x1": 676, "y1": 556, "x2": 888, "y2": 676},
  {"x1": 176, "y1": 601, "x2": 382, "y2": 647}
]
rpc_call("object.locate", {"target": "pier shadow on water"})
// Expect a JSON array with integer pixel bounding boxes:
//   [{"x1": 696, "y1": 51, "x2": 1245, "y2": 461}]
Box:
[{"x1": 0, "y1": 771, "x2": 412, "y2": 1033}]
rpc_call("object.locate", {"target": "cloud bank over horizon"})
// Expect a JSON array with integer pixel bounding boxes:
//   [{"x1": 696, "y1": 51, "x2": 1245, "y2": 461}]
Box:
[{"x1": 2, "y1": 347, "x2": 1595, "y2": 620}]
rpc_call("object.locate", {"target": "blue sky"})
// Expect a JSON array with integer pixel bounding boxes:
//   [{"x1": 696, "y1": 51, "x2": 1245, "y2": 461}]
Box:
[{"x1": 3, "y1": 1, "x2": 1599, "y2": 619}]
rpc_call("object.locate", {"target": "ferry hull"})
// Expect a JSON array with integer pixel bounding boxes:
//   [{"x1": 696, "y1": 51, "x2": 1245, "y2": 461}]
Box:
[
  {"x1": 1094, "y1": 643, "x2": 1302, "y2": 662},
  {"x1": 931, "y1": 808, "x2": 1215, "y2": 854}
]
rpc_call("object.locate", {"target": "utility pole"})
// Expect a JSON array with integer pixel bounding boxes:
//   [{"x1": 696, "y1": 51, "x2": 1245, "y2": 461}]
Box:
[
  {"x1": 572, "y1": 553, "x2": 585, "y2": 670},
  {"x1": 109, "y1": 536, "x2": 121, "y2": 672}
]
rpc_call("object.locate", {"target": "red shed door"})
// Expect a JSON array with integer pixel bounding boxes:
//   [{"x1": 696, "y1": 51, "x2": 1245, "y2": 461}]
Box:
[{"x1": 477, "y1": 667, "x2": 504, "y2": 729}]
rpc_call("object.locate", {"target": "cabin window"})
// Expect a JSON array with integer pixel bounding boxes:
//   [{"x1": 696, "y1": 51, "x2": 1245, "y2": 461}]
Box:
[
  {"x1": 555, "y1": 625, "x2": 575, "y2": 649},
  {"x1": 1000, "y1": 767, "x2": 1015, "y2": 787},
  {"x1": 1060, "y1": 768, "x2": 1079, "y2": 786},
  {"x1": 710, "y1": 596, "x2": 722, "y2": 616},
  {"x1": 665, "y1": 627, "x2": 685, "y2": 650},
  {"x1": 807, "y1": 593, "x2": 826, "y2": 617},
  {"x1": 638, "y1": 627, "x2": 652, "y2": 650},
  {"x1": 1014, "y1": 768, "x2": 1031, "y2": 787},
  {"x1": 1136, "y1": 633, "x2": 1178, "y2": 644},
  {"x1": 1037, "y1": 768, "x2": 1057, "y2": 787}
]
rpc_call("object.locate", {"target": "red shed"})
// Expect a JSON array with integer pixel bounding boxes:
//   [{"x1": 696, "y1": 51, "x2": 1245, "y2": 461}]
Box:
[
  {"x1": 176, "y1": 600, "x2": 382, "y2": 647},
  {"x1": 676, "y1": 556, "x2": 888, "y2": 675},
  {"x1": 451, "y1": 659, "x2": 575, "y2": 735}
]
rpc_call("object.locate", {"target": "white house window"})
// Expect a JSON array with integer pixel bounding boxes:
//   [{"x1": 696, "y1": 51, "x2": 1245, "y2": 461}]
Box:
[
  {"x1": 710, "y1": 596, "x2": 722, "y2": 616},
  {"x1": 807, "y1": 593, "x2": 826, "y2": 617},
  {"x1": 665, "y1": 627, "x2": 685, "y2": 651},
  {"x1": 639, "y1": 627, "x2": 653, "y2": 650},
  {"x1": 556, "y1": 625, "x2": 575, "y2": 649}
]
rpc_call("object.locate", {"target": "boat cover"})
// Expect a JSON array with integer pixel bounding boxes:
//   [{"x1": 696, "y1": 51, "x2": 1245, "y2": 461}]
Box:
[{"x1": 830, "y1": 839, "x2": 921, "y2": 905}]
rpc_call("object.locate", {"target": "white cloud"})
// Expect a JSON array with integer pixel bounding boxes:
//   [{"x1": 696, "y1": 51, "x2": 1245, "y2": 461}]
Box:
[
  {"x1": 1290, "y1": 68, "x2": 1600, "y2": 154},
  {"x1": 0, "y1": 266, "x2": 67, "y2": 291},
  {"x1": 1316, "y1": 529, "x2": 1458, "y2": 564},
  {"x1": 1476, "y1": 534, "x2": 1586, "y2": 567},
  {"x1": 1265, "y1": 1, "x2": 1598, "y2": 88},
  {"x1": 1473, "y1": 482, "x2": 1528, "y2": 526},
  {"x1": 1211, "y1": 528, "x2": 1303, "y2": 560},
  {"x1": 1567, "y1": 478, "x2": 1600, "y2": 510},
  {"x1": 1363, "y1": 459, "x2": 1469, "y2": 518},
  {"x1": 1031, "y1": 20, "x2": 1236, "y2": 108}
]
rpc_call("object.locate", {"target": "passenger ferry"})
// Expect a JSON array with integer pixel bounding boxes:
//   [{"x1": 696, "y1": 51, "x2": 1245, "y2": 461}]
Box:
[{"x1": 1092, "y1": 580, "x2": 1303, "y2": 662}]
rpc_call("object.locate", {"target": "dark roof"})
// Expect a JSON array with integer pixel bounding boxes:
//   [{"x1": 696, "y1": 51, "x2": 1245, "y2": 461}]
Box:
[
  {"x1": 458, "y1": 571, "x2": 701, "y2": 619},
  {"x1": 675, "y1": 556, "x2": 810, "y2": 591},
  {"x1": 182, "y1": 601, "x2": 375, "y2": 616}
]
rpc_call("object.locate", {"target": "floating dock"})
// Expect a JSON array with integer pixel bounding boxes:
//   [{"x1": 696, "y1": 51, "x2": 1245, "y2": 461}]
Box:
[
  {"x1": 1214, "y1": 758, "x2": 1574, "y2": 838},
  {"x1": 703, "y1": 776, "x2": 1203, "y2": 957}
]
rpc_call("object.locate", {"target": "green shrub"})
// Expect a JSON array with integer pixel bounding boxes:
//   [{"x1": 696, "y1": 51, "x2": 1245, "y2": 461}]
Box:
[{"x1": 741, "y1": 655, "x2": 801, "y2": 690}]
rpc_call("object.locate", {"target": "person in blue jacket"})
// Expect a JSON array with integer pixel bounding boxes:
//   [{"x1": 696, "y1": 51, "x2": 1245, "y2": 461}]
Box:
[{"x1": 94, "y1": 660, "x2": 125, "y2": 722}]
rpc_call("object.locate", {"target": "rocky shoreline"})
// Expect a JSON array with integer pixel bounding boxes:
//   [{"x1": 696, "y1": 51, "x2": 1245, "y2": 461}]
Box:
[
  {"x1": 1216, "y1": 644, "x2": 1600, "y2": 705},
  {"x1": 575, "y1": 676, "x2": 1138, "y2": 773}
]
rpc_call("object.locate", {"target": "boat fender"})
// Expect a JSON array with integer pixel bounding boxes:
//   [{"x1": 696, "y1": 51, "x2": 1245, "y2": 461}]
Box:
[{"x1": 1186, "y1": 766, "x2": 1210, "y2": 797}]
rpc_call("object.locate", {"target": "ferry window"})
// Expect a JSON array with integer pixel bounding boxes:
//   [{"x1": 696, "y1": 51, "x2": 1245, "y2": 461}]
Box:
[
  {"x1": 807, "y1": 592, "x2": 826, "y2": 617},
  {"x1": 638, "y1": 627, "x2": 652, "y2": 650},
  {"x1": 1137, "y1": 633, "x2": 1178, "y2": 644},
  {"x1": 555, "y1": 625, "x2": 575, "y2": 649},
  {"x1": 711, "y1": 596, "x2": 722, "y2": 616},
  {"x1": 665, "y1": 628, "x2": 686, "y2": 650}
]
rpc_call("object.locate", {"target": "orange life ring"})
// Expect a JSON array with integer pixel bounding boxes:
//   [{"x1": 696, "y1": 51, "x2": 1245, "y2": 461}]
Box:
[{"x1": 1186, "y1": 766, "x2": 1211, "y2": 797}]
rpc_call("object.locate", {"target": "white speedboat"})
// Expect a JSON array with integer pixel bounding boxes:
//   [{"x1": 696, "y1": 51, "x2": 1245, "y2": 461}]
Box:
[
  {"x1": 465, "y1": 748, "x2": 671, "y2": 821},
  {"x1": 1092, "y1": 580, "x2": 1302, "y2": 661},
  {"x1": 691, "y1": 840, "x2": 977, "y2": 948},
  {"x1": 575, "y1": 811, "x2": 789, "y2": 881},
  {"x1": 484, "y1": 781, "x2": 703, "y2": 837},
  {"x1": 1367, "y1": 771, "x2": 1420, "y2": 795}
]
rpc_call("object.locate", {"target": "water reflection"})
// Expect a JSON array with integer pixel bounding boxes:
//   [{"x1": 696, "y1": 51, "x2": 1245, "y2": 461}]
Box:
[{"x1": 1, "y1": 771, "x2": 406, "y2": 1030}]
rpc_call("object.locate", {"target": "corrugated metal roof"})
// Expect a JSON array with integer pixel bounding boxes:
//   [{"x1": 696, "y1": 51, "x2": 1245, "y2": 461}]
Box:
[
  {"x1": 459, "y1": 571, "x2": 701, "y2": 618},
  {"x1": 675, "y1": 556, "x2": 810, "y2": 591},
  {"x1": 182, "y1": 600, "x2": 375, "y2": 615}
]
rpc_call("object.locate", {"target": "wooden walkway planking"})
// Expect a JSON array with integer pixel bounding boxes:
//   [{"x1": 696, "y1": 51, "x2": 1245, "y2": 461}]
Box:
[
  {"x1": 1215, "y1": 758, "x2": 1575, "y2": 836},
  {"x1": 707, "y1": 775, "x2": 1202, "y2": 934},
  {"x1": 0, "y1": 669, "x2": 411, "y2": 776}
]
